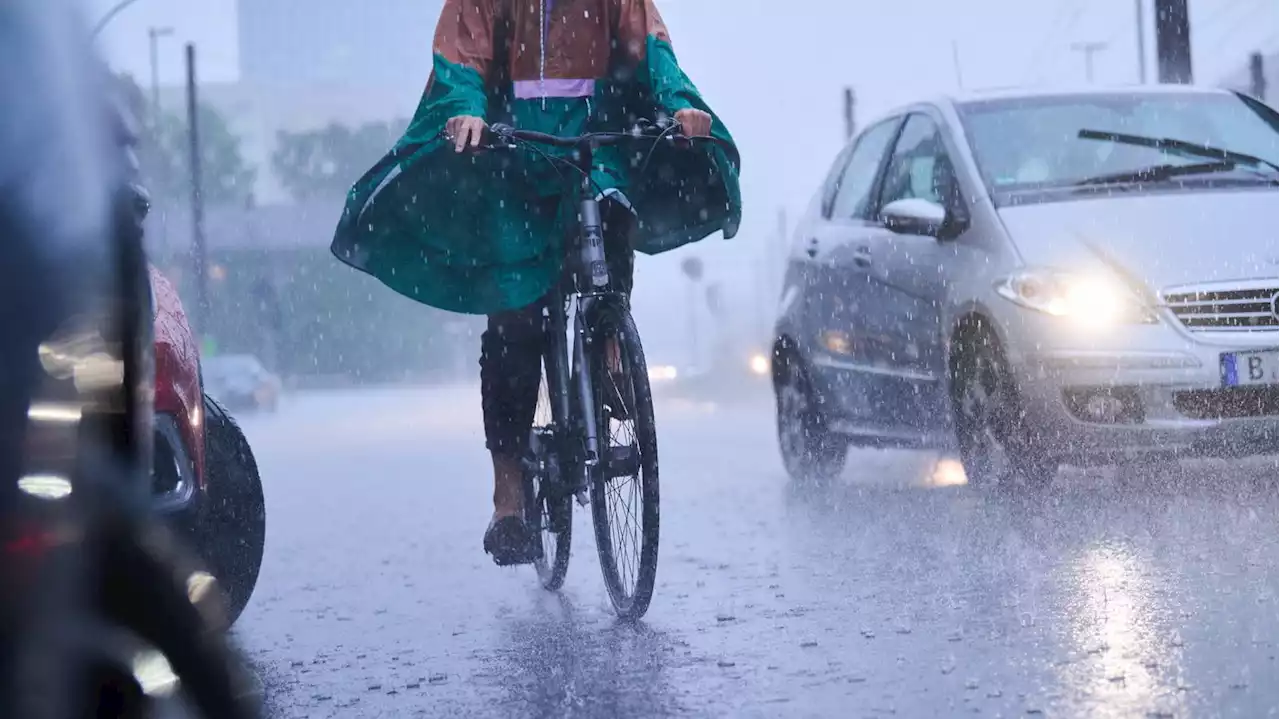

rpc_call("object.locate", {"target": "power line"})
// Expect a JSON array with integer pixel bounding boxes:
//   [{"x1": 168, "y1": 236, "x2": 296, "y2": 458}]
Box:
[
  {"x1": 1199, "y1": 0, "x2": 1263, "y2": 42},
  {"x1": 1026, "y1": 0, "x2": 1088, "y2": 83},
  {"x1": 1199, "y1": 0, "x2": 1270, "y2": 53}
]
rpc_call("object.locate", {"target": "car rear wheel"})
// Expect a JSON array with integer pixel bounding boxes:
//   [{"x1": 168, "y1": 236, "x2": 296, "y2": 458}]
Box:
[
  {"x1": 950, "y1": 323, "x2": 1057, "y2": 490},
  {"x1": 196, "y1": 394, "x2": 266, "y2": 625},
  {"x1": 774, "y1": 350, "x2": 846, "y2": 484}
]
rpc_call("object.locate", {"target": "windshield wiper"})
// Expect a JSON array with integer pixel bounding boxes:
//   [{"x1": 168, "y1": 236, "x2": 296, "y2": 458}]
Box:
[
  {"x1": 1074, "y1": 159, "x2": 1280, "y2": 187},
  {"x1": 1078, "y1": 128, "x2": 1280, "y2": 171}
]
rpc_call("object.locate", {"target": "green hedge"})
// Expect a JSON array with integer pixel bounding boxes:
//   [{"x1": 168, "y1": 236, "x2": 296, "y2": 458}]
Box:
[{"x1": 156, "y1": 248, "x2": 481, "y2": 382}]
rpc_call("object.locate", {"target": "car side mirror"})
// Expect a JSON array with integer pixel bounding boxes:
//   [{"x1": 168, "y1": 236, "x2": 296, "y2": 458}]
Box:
[{"x1": 880, "y1": 198, "x2": 947, "y2": 238}]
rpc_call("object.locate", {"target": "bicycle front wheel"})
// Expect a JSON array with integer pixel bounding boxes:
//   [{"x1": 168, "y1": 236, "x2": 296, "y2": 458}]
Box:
[{"x1": 588, "y1": 302, "x2": 659, "y2": 620}]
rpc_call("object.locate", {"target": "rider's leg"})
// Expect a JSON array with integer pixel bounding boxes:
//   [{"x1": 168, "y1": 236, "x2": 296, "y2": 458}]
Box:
[
  {"x1": 479, "y1": 198, "x2": 633, "y2": 525},
  {"x1": 601, "y1": 198, "x2": 636, "y2": 373},
  {"x1": 479, "y1": 301, "x2": 544, "y2": 521}
]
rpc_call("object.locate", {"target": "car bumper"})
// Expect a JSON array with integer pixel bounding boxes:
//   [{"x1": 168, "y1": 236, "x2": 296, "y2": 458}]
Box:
[
  {"x1": 151, "y1": 412, "x2": 201, "y2": 520},
  {"x1": 1003, "y1": 319, "x2": 1278, "y2": 463}
]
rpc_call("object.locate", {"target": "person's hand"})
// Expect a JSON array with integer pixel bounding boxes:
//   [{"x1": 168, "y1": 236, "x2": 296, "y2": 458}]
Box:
[
  {"x1": 445, "y1": 115, "x2": 485, "y2": 152},
  {"x1": 674, "y1": 108, "x2": 712, "y2": 137}
]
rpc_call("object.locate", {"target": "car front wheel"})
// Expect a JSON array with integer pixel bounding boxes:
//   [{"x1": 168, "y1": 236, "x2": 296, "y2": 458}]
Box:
[
  {"x1": 950, "y1": 324, "x2": 1057, "y2": 490},
  {"x1": 775, "y1": 351, "x2": 846, "y2": 484},
  {"x1": 196, "y1": 394, "x2": 266, "y2": 625}
]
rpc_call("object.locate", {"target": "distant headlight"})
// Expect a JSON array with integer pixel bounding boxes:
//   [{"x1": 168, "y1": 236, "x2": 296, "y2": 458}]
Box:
[
  {"x1": 995, "y1": 269, "x2": 1156, "y2": 327},
  {"x1": 649, "y1": 365, "x2": 679, "y2": 382},
  {"x1": 749, "y1": 353, "x2": 770, "y2": 376}
]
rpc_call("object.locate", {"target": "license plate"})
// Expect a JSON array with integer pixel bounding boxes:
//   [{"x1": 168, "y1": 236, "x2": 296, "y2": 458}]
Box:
[{"x1": 1221, "y1": 349, "x2": 1280, "y2": 387}]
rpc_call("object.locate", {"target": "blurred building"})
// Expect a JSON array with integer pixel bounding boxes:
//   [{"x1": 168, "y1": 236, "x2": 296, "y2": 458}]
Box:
[
  {"x1": 145, "y1": 195, "x2": 482, "y2": 385},
  {"x1": 237, "y1": 0, "x2": 443, "y2": 93},
  {"x1": 154, "y1": 2, "x2": 445, "y2": 204}
]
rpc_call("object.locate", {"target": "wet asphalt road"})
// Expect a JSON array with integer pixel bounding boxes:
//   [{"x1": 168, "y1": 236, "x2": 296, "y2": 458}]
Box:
[{"x1": 231, "y1": 383, "x2": 1278, "y2": 718}]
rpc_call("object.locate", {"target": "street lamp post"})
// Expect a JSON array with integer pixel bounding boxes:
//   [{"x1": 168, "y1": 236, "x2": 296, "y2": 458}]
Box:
[
  {"x1": 148, "y1": 26, "x2": 174, "y2": 123},
  {"x1": 90, "y1": 0, "x2": 147, "y2": 38}
]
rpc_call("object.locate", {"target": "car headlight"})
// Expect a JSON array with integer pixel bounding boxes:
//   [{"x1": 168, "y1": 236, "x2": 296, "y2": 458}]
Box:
[
  {"x1": 748, "y1": 353, "x2": 770, "y2": 376},
  {"x1": 648, "y1": 365, "x2": 678, "y2": 382},
  {"x1": 995, "y1": 269, "x2": 1156, "y2": 327}
]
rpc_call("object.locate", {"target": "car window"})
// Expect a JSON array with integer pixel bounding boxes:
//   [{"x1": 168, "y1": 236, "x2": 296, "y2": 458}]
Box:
[
  {"x1": 818, "y1": 144, "x2": 855, "y2": 218},
  {"x1": 829, "y1": 118, "x2": 900, "y2": 220},
  {"x1": 958, "y1": 92, "x2": 1279, "y2": 193},
  {"x1": 877, "y1": 113, "x2": 959, "y2": 210}
]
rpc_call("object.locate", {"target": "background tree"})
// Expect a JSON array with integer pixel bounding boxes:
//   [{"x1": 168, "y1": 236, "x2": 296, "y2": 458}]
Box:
[
  {"x1": 272, "y1": 120, "x2": 406, "y2": 201},
  {"x1": 114, "y1": 73, "x2": 257, "y2": 206}
]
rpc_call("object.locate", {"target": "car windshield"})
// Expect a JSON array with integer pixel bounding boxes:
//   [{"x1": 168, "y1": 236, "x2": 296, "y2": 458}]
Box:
[{"x1": 958, "y1": 92, "x2": 1279, "y2": 195}]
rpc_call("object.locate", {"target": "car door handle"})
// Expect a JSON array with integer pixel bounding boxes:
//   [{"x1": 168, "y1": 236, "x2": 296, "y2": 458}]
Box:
[{"x1": 853, "y1": 245, "x2": 873, "y2": 268}]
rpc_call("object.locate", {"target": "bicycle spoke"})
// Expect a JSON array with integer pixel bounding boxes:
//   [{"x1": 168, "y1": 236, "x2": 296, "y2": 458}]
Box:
[
  {"x1": 595, "y1": 326, "x2": 647, "y2": 598},
  {"x1": 607, "y1": 476, "x2": 641, "y2": 589}
]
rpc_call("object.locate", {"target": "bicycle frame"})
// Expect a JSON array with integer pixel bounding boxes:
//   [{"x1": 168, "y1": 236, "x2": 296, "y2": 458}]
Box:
[{"x1": 540, "y1": 139, "x2": 623, "y2": 503}]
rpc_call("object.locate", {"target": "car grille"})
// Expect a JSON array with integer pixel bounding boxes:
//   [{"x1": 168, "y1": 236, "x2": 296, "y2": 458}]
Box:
[
  {"x1": 1162, "y1": 282, "x2": 1279, "y2": 332},
  {"x1": 1174, "y1": 386, "x2": 1279, "y2": 420}
]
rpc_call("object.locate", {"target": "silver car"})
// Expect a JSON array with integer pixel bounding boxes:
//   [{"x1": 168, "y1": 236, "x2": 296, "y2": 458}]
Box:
[{"x1": 771, "y1": 86, "x2": 1278, "y2": 487}]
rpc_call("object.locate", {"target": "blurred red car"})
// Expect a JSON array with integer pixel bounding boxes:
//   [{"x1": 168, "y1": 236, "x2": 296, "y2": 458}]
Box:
[
  {"x1": 149, "y1": 266, "x2": 204, "y2": 512},
  {"x1": 149, "y1": 266, "x2": 266, "y2": 624}
]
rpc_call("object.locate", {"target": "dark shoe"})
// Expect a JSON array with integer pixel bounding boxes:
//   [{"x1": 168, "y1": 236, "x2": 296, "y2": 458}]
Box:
[{"x1": 483, "y1": 515, "x2": 538, "y2": 566}]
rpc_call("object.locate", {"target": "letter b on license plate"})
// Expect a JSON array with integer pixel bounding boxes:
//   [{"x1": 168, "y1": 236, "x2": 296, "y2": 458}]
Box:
[{"x1": 1221, "y1": 349, "x2": 1280, "y2": 387}]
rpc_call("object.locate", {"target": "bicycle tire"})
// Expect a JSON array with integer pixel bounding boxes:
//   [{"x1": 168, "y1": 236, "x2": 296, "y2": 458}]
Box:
[
  {"x1": 524, "y1": 355, "x2": 571, "y2": 590},
  {"x1": 587, "y1": 303, "x2": 659, "y2": 620}
]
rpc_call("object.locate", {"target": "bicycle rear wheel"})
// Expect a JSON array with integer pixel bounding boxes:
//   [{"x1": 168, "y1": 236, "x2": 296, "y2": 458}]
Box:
[
  {"x1": 523, "y1": 355, "x2": 572, "y2": 590},
  {"x1": 588, "y1": 303, "x2": 659, "y2": 620}
]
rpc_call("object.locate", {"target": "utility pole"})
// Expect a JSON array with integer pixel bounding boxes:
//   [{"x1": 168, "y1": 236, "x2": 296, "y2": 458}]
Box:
[
  {"x1": 1070, "y1": 41, "x2": 1109, "y2": 83},
  {"x1": 185, "y1": 43, "x2": 209, "y2": 336},
  {"x1": 680, "y1": 257, "x2": 704, "y2": 370},
  {"x1": 1135, "y1": 0, "x2": 1147, "y2": 83},
  {"x1": 1249, "y1": 52, "x2": 1267, "y2": 101},
  {"x1": 951, "y1": 40, "x2": 966, "y2": 89},
  {"x1": 843, "y1": 87, "x2": 856, "y2": 140},
  {"x1": 1154, "y1": 0, "x2": 1192, "y2": 84}
]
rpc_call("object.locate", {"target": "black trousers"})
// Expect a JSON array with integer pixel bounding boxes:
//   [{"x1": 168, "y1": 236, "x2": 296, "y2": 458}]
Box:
[{"x1": 480, "y1": 199, "x2": 635, "y2": 456}]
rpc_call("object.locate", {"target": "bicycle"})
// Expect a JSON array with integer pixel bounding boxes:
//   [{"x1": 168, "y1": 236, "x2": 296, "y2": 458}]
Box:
[{"x1": 476, "y1": 118, "x2": 724, "y2": 620}]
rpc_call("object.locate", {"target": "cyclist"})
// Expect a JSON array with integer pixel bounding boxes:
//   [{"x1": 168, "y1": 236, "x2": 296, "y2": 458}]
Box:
[{"x1": 331, "y1": 0, "x2": 741, "y2": 565}]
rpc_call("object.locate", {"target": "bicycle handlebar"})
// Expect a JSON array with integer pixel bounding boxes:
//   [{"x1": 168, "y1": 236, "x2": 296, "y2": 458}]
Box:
[{"x1": 480, "y1": 118, "x2": 732, "y2": 153}]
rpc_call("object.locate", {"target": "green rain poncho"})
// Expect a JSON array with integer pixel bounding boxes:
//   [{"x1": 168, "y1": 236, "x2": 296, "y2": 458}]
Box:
[{"x1": 330, "y1": 0, "x2": 741, "y2": 314}]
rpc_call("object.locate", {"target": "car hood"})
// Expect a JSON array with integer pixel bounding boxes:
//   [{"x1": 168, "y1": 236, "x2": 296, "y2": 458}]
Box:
[{"x1": 997, "y1": 188, "x2": 1280, "y2": 290}]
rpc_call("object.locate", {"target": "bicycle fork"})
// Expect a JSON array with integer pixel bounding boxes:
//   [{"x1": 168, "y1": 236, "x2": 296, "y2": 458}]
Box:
[
  {"x1": 544, "y1": 295, "x2": 600, "y2": 507},
  {"x1": 572, "y1": 302, "x2": 601, "y2": 506},
  {"x1": 570, "y1": 196, "x2": 609, "y2": 505}
]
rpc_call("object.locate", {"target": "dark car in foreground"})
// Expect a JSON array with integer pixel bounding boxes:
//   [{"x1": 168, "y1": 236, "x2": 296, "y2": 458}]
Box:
[{"x1": 150, "y1": 266, "x2": 267, "y2": 622}]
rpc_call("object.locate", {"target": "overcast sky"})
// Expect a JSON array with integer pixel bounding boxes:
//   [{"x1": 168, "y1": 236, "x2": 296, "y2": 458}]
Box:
[
  {"x1": 89, "y1": 0, "x2": 1278, "y2": 213},
  {"x1": 88, "y1": 1, "x2": 1276, "y2": 264}
]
